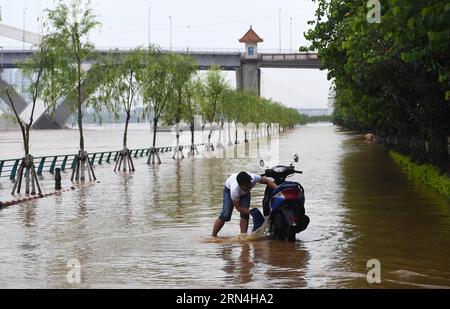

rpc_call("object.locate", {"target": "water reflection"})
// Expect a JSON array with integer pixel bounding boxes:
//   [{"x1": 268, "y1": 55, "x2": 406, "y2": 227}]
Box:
[
  {"x1": 338, "y1": 137, "x2": 450, "y2": 288},
  {"x1": 220, "y1": 240, "x2": 310, "y2": 288}
]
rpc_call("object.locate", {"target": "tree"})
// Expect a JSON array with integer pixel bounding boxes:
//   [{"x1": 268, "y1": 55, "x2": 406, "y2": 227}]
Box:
[
  {"x1": 163, "y1": 54, "x2": 198, "y2": 159},
  {"x1": 138, "y1": 49, "x2": 175, "y2": 164},
  {"x1": 97, "y1": 48, "x2": 144, "y2": 172},
  {"x1": 1, "y1": 45, "x2": 48, "y2": 195},
  {"x1": 41, "y1": 0, "x2": 101, "y2": 181},
  {"x1": 201, "y1": 66, "x2": 228, "y2": 151},
  {"x1": 180, "y1": 77, "x2": 202, "y2": 156},
  {"x1": 216, "y1": 85, "x2": 235, "y2": 148},
  {"x1": 220, "y1": 87, "x2": 239, "y2": 146}
]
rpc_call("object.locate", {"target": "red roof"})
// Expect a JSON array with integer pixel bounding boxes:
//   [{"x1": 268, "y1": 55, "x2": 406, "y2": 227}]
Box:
[{"x1": 239, "y1": 26, "x2": 263, "y2": 43}]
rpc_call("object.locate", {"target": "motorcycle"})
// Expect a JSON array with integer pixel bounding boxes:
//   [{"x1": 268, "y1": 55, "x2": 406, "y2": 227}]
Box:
[{"x1": 252, "y1": 154, "x2": 310, "y2": 242}]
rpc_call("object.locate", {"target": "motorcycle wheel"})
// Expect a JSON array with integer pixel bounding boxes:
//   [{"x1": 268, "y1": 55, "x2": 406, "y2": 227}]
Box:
[
  {"x1": 271, "y1": 212, "x2": 288, "y2": 241},
  {"x1": 287, "y1": 229, "x2": 296, "y2": 242}
]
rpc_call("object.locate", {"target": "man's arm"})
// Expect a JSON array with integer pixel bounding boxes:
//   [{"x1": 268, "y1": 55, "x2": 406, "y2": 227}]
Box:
[
  {"x1": 259, "y1": 176, "x2": 278, "y2": 190},
  {"x1": 232, "y1": 199, "x2": 250, "y2": 215}
]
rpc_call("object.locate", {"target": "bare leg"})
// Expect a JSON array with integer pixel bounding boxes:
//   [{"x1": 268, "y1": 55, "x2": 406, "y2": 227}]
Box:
[
  {"x1": 240, "y1": 218, "x2": 249, "y2": 234},
  {"x1": 212, "y1": 218, "x2": 225, "y2": 237}
]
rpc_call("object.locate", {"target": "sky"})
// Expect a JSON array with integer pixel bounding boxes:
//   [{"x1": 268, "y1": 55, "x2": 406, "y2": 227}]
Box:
[{"x1": 0, "y1": 0, "x2": 332, "y2": 109}]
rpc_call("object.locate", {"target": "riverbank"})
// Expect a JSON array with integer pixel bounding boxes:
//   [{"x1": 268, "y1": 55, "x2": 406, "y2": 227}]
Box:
[{"x1": 390, "y1": 151, "x2": 450, "y2": 200}]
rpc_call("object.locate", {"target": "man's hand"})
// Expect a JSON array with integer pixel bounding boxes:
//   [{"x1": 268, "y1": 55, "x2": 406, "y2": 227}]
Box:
[{"x1": 260, "y1": 176, "x2": 278, "y2": 190}]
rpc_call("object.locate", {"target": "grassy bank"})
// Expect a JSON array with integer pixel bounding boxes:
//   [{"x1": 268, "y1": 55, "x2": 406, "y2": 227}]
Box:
[{"x1": 390, "y1": 151, "x2": 450, "y2": 200}]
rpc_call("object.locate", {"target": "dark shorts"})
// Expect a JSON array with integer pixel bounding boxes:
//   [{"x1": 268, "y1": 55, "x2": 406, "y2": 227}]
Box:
[{"x1": 219, "y1": 187, "x2": 251, "y2": 222}]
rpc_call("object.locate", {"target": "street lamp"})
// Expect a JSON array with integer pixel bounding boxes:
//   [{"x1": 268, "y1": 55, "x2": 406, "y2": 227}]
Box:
[
  {"x1": 290, "y1": 17, "x2": 293, "y2": 53},
  {"x1": 0, "y1": 47, "x2": 3, "y2": 78},
  {"x1": 186, "y1": 25, "x2": 191, "y2": 53},
  {"x1": 169, "y1": 16, "x2": 173, "y2": 51},
  {"x1": 278, "y1": 8, "x2": 282, "y2": 53},
  {"x1": 23, "y1": 7, "x2": 28, "y2": 50},
  {"x1": 148, "y1": 7, "x2": 152, "y2": 47}
]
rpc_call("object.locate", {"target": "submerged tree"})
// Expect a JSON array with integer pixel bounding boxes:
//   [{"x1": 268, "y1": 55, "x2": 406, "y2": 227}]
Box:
[
  {"x1": 41, "y1": 0, "x2": 101, "y2": 181},
  {"x1": 201, "y1": 66, "x2": 228, "y2": 151},
  {"x1": 1, "y1": 45, "x2": 49, "y2": 195},
  {"x1": 163, "y1": 54, "x2": 198, "y2": 160},
  {"x1": 138, "y1": 49, "x2": 175, "y2": 164},
  {"x1": 182, "y1": 77, "x2": 204, "y2": 156},
  {"x1": 97, "y1": 48, "x2": 144, "y2": 172}
]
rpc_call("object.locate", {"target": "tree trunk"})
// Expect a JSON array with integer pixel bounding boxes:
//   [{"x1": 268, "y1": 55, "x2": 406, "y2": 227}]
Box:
[
  {"x1": 77, "y1": 98, "x2": 86, "y2": 181},
  {"x1": 123, "y1": 110, "x2": 131, "y2": 148},
  {"x1": 190, "y1": 121, "x2": 195, "y2": 154},
  {"x1": 152, "y1": 117, "x2": 158, "y2": 148}
]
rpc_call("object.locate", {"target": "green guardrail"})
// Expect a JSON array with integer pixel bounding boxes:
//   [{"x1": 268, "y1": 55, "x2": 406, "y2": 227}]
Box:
[{"x1": 0, "y1": 144, "x2": 204, "y2": 181}]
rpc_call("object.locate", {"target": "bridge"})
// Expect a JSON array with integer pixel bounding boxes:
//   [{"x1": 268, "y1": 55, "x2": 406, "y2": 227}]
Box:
[{"x1": 0, "y1": 23, "x2": 320, "y2": 129}]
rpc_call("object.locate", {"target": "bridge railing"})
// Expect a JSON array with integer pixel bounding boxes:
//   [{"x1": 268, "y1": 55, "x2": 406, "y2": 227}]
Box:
[
  {"x1": 260, "y1": 53, "x2": 319, "y2": 61},
  {"x1": 0, "y1": 144, "x2": 204, "y2": 181}
]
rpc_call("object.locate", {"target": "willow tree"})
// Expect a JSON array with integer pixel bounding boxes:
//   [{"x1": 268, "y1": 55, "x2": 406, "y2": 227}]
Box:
[
  {"x1": 163, "y1": 54, "x2": 198, "y2": 160},
  {"x1": 97, "y1": 48, "x2": 144, "y2": 172},
  {"x1": 1, "y1": 45, "x2": 49, "y2": 195},
  {"x1": 41, "y1": 0, "x2": 101, "y2": 182},
  {"x1": 220, "y1": 87, "x2": 239, "y2": 147},
  {"x1": 183, "y1": 77, "x2": 204, "y2": 156},
  {"x1": 215, "y1": 85, "x2": 235, "y2": 149},
  {"x1": 138, "y1": 49, "x2": 175, "y2": 164},
  {"x1": 201, "y1": 66, "x2": 227, "y2": 151}
]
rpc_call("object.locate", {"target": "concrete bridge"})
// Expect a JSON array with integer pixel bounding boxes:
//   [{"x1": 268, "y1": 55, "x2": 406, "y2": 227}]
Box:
[{"x1": 0, "y1": 23, "x2": 320, "y2": 129}]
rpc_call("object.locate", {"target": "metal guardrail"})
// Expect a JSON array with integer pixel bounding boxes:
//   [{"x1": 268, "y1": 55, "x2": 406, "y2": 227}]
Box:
[
  {"x1": 260, "y1": 53, "x2": 319, "y2": 61},
  {"x1": 0, "y1": 144, "x2": 204, "y2": 181}
]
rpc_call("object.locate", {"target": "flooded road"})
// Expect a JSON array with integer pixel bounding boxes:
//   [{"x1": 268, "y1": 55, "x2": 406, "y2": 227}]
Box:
[{"x1": 0, "y1": 124, "x2": 449, "y2": 288}]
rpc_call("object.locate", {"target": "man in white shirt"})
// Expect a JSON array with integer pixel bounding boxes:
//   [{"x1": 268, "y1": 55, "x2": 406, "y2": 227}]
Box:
[{"x1": 211, "y1": 171, "x2": 278, "y2": 237}]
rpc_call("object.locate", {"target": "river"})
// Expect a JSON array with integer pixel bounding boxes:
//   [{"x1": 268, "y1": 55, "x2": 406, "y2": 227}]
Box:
[{"x1": 0, "y1": 123, "x2": 449, "y2": 288}]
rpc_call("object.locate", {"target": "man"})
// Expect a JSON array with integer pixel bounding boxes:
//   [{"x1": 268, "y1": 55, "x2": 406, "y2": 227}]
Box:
[
  {"x1": 212, "y1": 171, "x2": 278, "y2": 237},
  {"x1": 364, "y1": 132, "x2": 376, "y2": 143}
]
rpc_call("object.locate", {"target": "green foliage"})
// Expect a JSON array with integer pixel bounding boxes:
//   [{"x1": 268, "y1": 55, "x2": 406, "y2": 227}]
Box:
[
  {"x1": 304, "y1": 0, "x2": 450, "y2": 166},
  {"x1": 163, "y1": 54, "x2": 198, "y2": 125},
  {"x1": 390, "y1": 151, "x2": 450, "y2": 200},
  {"x1": 39, "y1": 0, "x2": 101, "y2": 151}
]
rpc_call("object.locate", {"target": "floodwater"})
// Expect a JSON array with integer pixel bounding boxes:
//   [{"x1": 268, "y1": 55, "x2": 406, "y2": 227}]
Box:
[{"x1": 0, "y1": 123, "x2": 449, "y2": 288}]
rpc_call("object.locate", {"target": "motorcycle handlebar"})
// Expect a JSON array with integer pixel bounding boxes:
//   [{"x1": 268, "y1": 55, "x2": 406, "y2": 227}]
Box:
[{"x1": 261, "y1": 171, "x2": 302, "y2": 177}]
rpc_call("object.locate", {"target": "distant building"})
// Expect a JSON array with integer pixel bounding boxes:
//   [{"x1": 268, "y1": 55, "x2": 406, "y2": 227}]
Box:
[
  {"x1": 239, "y1": 26, "x2": 263, "y2": 59},
  {"x1": 297, "y1": 108, "x2": 332, "y2": 116}
]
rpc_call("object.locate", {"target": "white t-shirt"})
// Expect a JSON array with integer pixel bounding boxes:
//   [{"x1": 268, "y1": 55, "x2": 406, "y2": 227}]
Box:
[{"x1": 225, "y1": 173, "x2": 262, "y2": 201}]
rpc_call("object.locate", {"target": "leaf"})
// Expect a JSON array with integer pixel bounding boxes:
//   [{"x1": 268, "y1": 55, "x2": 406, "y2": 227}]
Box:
[{"x1": 407, "y1": 17, "x2": 415, "y2": 30}]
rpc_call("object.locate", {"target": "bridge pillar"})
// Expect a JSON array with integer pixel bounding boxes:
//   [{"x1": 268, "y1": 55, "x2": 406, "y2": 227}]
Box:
[{"x1": 235, "y1": 61, "x2": 260, "y2": 96}]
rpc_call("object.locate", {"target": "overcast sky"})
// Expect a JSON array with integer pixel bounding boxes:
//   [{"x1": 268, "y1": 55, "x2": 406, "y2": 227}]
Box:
[{"x1": 0, "y1": 0, "x2": 332, "y2": 109}]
